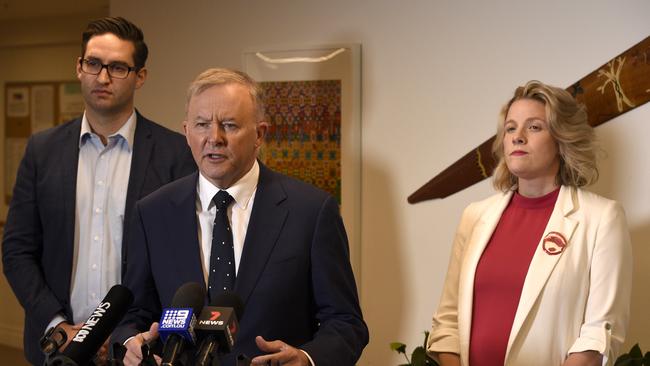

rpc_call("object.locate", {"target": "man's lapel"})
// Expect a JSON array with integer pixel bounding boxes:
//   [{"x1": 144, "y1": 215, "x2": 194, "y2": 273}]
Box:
[
  {"x1": 234, "y1": 165, "x2": 288, "y2": 306},
  {"x1": 168, "y1": 172, "x2": 206, "y2": 286},
  {"x1": 60, "y1": 119, "x2": 82, "y2": 297},
  {"x1": 505, "y1": 186, "x2": 579, "y2": 359},
  {"x1": 122, "y1": 113, "x2": 154, "y2": 266},
  {"x1": 124, "y1": 113, "x2": 153, "y2": 223}
]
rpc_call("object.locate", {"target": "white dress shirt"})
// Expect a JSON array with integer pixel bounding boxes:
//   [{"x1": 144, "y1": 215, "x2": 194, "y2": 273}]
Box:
[{"x1": 196, "y1": 160, "x2": 259, "y2": 285}]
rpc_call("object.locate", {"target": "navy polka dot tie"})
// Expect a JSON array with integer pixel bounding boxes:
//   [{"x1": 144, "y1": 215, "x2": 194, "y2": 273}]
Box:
[{"x1": 207, "y1": 190, "x2": 235, "y2": 301}]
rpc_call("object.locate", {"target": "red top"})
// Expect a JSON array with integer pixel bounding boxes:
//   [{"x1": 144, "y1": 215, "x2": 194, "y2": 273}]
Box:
[{"x1": 469, "y1": 188, "x2": 559, "y2": 366}]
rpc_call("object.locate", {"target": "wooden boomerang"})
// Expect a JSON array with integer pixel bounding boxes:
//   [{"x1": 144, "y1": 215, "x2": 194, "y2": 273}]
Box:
[{"x1": 408, "y1": 35, "x2": 650, "y2": 204}]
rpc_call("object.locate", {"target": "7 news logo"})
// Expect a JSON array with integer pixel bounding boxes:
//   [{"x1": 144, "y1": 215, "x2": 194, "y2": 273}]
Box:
[{"x1": 199, "y1": 311, "x2": 225, "y2": 326}]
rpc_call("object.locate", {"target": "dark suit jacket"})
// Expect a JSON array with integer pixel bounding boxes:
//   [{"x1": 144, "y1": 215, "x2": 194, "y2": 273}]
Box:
[
  {"x1": 2, "y1": 112, "x2": 196, "y2": 365},
  {"x1": 114, "y1": 164, "x2": 368, "y2": 365}
]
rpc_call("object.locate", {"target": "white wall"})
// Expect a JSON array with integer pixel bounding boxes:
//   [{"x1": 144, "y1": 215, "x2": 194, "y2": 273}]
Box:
[
  {"x1": 105, "y1": 1, "x2": 649, "y2": 364},
  {"x1": 0, "y1": 13, "x2": 105, "y2": 350}
]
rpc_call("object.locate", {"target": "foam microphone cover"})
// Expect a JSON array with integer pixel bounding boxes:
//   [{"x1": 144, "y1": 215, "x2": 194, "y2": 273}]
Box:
[
  {"x1": 60, "y1": 284, "x2": 134, "y2": 365},
  {"x1": 211, "y1": 291, "x2": 244, "y2": 320},
  {"x1": 171, "y1": 282, "x2": 206, "y2": 310}
]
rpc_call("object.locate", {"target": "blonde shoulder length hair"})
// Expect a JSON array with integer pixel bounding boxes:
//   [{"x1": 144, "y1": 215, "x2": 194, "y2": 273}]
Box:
[{"x1": 492, "y1": 80, "x2": 599, "y2": 192}]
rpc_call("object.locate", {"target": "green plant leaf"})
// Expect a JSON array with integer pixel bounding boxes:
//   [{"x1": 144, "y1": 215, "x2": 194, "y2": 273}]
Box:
[
  {"x1": 390, "y1": 342, "x2": 407, "y2": 354},
  {"x1": 616, "y1": 353, "x2": 644, "y2": 366},
  {"x1": 630, "y1": 344, "x2": 643, "y2": 358},
  {"x1": 615, "y1": 354, "x2": 631, "y2": 366},
  {"x1": 422, "y1": 331, "x2": 430, "y2": 349},
  {"x1": 411, "y1": 346, "x2": 427, "y2": 366}
]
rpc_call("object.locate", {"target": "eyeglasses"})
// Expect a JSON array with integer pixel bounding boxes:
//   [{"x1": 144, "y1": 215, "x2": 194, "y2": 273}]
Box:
[{"x1": 79, "y1": 58, "x2": 136, "y2": 79}]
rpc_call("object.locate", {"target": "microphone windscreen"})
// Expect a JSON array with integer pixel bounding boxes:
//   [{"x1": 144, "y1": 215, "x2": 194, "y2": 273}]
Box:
[
  {"x1": 170, "y1": 282, "x2": 205, "y2": 313},
  {"x1": 62, "y1": 284, "x2": 134, "y2": 365},
  {"x1": 210, "y1": 290, "x2": 244, "y2": 320}
]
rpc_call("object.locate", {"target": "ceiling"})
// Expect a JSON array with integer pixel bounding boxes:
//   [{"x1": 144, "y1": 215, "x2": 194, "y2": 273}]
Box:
[{"x1": 0, "y1": 0, "x2": 108, "y2": 20}]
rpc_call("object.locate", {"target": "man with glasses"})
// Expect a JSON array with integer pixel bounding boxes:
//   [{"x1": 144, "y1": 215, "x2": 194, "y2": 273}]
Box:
[{"x1": 2, "y1": 17, "x2": 195, "y2": 365}]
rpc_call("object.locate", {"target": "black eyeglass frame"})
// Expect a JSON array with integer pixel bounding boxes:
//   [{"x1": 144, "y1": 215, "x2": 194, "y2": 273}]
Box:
[{"x1": 79, "y1": 58, "x2": 138, "y2": 79}]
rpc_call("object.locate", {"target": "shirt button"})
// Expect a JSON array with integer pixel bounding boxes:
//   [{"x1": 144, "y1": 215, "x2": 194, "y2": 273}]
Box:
[
  {"x1": 97, "y1": 180, "x2": 104, "y2": 186},
  {"x1": 95, "y1": 207, "x2": 102, "y2": 213},
  {"x1": 91, "y1": 264, "x2": 98, "y2": 270},
  {"x1": 94, "y1": 235, "x2": 100, "y2": 241}
]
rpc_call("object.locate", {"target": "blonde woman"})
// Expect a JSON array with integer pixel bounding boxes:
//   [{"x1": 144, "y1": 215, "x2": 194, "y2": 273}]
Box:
[{"x1": 427, "y1": 80, "x2": 632, "y2": 366}]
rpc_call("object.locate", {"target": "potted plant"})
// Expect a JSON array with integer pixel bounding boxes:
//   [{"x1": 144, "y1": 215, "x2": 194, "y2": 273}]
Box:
[
  {"x1": 390, "y1": 331, "x2": 438, "y2": 366},
  {"x1": 391, "y1": 334, "x2": 647, "y2": 366}
]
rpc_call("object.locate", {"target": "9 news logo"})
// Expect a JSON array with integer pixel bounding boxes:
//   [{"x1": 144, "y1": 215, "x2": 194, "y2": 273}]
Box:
[{"x1": 160, "y1": 309, "x2": 191, "y2": 329}]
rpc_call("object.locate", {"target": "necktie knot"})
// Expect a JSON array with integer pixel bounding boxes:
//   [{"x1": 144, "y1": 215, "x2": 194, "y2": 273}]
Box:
[{"x1": 213, "y1": 190, "x2": 234, "y2": 210}]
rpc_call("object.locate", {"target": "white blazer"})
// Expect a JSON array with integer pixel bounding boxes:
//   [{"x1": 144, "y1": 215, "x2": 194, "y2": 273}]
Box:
[{"x1": 427, "y1": 186, "x2": 632, "y2": 366}]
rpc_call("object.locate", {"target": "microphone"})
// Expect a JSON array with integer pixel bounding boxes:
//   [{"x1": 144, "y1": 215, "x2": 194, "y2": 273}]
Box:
[
  {"x1": 159, "y1": 282, "x2": 206, "y2": 366},
  {"x1": 46, "y1": 284, "x2": 134, "y2": 366},
  {"x1": 194, "y1": 291, "x2": 244, "y2": 366}
]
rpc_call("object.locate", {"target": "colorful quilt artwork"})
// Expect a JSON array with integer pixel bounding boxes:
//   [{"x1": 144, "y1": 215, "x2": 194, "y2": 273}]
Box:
[{"x1": 260, "y1": 80, "x2": 342, "y2": 202}]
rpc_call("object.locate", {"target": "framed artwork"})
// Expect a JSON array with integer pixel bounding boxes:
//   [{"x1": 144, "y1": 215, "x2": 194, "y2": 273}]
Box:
[{"x1": 243, "y1": 44, "x2": 362, "y2": 280}]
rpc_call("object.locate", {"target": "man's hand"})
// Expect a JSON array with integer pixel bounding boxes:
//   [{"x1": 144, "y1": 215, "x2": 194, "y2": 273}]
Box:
[
  {"x1": 123, "y1": 322, "x2": 161, "y2": 366},
  {"x1": 251, "y1": 336, "x2": 310, "y2": 366},
  {"x1": 55, "y1": 322, "x2": 83, "y2": 351}
]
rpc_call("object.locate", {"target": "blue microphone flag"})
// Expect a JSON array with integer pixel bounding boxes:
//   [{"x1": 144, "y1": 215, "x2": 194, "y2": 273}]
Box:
[{"x1": 158, "y1": 308, "x2": 196, "y2": 344}]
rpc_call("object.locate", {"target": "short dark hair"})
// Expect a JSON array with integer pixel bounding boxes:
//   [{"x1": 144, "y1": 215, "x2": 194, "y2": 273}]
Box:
[{"x1": 81, "y1": 17, "x2": 148, "y2": 70}]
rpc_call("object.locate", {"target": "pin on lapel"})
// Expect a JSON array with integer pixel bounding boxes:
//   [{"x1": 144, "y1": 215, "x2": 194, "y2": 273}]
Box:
[{"x1": 542, "y1": 231, "x2": 568, "y2": 255}]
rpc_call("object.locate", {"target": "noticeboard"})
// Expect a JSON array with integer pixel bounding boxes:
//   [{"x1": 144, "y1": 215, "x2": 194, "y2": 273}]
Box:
[{"x1": 4, "y1": 81, "x2": 84, "y2": 204}]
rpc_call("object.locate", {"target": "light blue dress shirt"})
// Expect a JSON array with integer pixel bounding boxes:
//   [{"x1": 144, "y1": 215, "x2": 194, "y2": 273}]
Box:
[{"x1": 48, "y1": 111, "x2": 136, "y2": 329}]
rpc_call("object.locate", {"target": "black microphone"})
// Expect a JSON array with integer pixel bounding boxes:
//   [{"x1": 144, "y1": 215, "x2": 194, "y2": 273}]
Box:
[
  {"x1": 194, "y1": 291, "x2": 244, "y2": 366},
  {"x1": 47, "y1": 284, "x2": 134, "y2": 366},
  {"x1": 158, "y1": 282, "x2": 206, "y2": 366}
]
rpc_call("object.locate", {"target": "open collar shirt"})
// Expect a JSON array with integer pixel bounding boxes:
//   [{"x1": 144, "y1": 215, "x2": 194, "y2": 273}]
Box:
[{"x1": 69, "y1": 111, "x2": 136, "y2": 324}]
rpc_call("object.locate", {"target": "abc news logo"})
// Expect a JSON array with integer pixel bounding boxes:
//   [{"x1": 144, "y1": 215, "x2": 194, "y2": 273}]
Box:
[
  {"x1": 72, "y1": 301, "x2": 111, "y2": 343},
  {"x1": 160, "y1": 309, "x2": 191, "y2": 329}
]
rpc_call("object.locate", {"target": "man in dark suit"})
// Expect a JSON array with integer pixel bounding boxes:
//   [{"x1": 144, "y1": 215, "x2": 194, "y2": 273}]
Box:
[
  {"x1": 2, "y1": 17, "x2": 195, "y2": 365},
  {"x1": 115, "y1": 68, "x2": 368, "y2": 366}
]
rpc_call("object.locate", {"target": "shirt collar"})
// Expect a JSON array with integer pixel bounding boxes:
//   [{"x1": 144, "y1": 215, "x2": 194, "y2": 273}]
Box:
[
  {"x1": 79, "y1": 110, "x2": 137, "y2": 150},
  {"x1": 197, "y1": 160, "x2": 260, "y2": 212}
]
